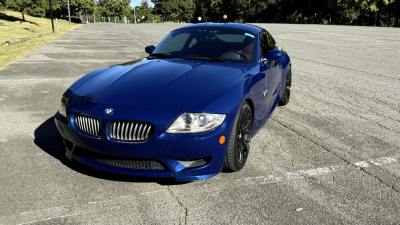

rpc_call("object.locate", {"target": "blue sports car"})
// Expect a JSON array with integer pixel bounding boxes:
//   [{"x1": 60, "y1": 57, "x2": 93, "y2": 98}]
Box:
[{"x1": 55, "y1": 23, "x2": 292, "y2": 182}]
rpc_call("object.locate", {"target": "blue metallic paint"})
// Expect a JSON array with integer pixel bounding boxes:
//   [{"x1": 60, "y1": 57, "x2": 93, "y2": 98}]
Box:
[
  {"x1": 55, "y1": 23, "x2": 291, "y2": 182},
  {"x1": 71, "y1": 59, "x2": 249, "y2": 112},
  {"x1": 145, "y1": 45, "x2": 155, "y2": 54}
]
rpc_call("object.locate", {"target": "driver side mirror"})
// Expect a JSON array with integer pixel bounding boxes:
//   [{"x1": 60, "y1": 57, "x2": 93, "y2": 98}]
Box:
[
  {"x1": 145, "y1": 45, "x2": 155, "y2": 54},
  {"x1": 265, "y1": 50, "x2": 284, "y2": 61}
]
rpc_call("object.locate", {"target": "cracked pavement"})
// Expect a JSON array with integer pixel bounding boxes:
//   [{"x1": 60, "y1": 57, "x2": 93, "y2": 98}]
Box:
[{"x1": 0, "y1": 23, "x2": 399, "y2": 224}]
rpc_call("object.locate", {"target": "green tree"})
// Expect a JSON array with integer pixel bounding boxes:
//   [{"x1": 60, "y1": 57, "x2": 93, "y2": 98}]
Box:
[
  {"x1": 70, "y1": 0, "x2": 96, "y2": 15},
  {"x1": 97, "y1": 0, "x2": 130, "y2": 18},
  {"x1": 7, "y1": 0, "x2": 33, "y2": 21},
  {"x1": 0, "y1": 0, "x2": 7, "y2": 9}
]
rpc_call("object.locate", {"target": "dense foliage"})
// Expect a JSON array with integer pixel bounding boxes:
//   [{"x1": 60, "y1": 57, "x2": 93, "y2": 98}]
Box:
[
  {"x1": 0, "y1": 0, "x2": 398, "y2": 26},
  {"x1": 155, "y1": 0, "x2": 400, "y2": 26}
]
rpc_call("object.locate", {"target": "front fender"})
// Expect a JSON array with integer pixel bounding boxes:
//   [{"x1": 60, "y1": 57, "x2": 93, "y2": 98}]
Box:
[{"x1": 185, "y1": 65, "x2": 264, "y2": 116}]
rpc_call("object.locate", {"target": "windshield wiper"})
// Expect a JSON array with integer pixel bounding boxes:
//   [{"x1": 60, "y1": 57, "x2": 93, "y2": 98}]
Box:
[
  {"x1": 181, "y1": 55, "x2": 228, "y2": 62},
  {"x1": 148, "y1": 53, "x2": 173, "y2": 59}
]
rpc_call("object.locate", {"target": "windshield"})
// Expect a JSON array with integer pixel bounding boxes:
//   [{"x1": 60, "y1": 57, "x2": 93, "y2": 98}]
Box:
[{"x1": 152, "y1": 27, "x2": 257, "y2": 64}]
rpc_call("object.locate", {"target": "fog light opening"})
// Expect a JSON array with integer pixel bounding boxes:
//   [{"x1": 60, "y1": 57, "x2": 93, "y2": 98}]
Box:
[{"x1": 178, "y1": 159, "x2": 208, "y2": 168}]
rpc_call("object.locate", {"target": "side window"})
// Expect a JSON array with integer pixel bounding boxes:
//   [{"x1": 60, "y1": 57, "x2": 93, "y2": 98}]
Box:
[
  {"x1": 271, "y1": 36, "x2": 277, "y2": 50},
  {"x1": 188, "y1": 37, "x2": 197, "y2": 48},
  {"x1": 260, "y1": 33, "x2": 276, "y2": 58}
]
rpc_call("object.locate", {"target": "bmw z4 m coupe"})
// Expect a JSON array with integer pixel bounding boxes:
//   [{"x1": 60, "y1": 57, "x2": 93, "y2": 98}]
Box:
[{"x1": 55, "y1": 22, "x2": 292, "y2": 182}]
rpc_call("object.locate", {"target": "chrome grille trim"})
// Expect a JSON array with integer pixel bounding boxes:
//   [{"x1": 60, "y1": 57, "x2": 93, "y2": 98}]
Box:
[
  {"x1": 109, "y1": 121, "x2": 154, "y2": 142},
  {"x1": 74, "y1": 114, "x2": 102, "y2": 137}
]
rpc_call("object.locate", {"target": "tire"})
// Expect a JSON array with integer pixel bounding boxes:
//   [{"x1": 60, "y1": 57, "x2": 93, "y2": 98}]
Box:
[
  {"x1": 279, "y1": 64, "x2": 292, "y2": 106},
  {"x1": 223, "y1": 101, "x2": 253, "y2": 172}
]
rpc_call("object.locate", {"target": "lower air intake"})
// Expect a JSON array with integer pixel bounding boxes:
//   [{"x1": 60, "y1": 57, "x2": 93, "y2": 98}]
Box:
[{"x1": 94, "y1": 158, "x2": 164, "y2": 170}]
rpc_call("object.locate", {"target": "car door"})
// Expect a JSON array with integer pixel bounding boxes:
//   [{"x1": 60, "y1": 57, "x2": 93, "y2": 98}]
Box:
[{"x1": 258, "y1": 32, "x2": 281, "y2": 121}]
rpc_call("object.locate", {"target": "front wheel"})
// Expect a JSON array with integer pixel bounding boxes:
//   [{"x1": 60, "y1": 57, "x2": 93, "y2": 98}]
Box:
[
  {"x1": 223, "y1": 102, "x2": 253, "y2": 172},
  {"x1": 279, "y1": 65, "x2": 292, "y2": 106}
]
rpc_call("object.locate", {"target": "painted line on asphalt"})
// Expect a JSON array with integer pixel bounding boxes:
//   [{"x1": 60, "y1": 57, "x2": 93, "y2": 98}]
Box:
[
  {"x1": 237, "y1": 155, "x2": 399, "y2": 185},
  {"x1": 9, "y1": 189, "x2": 168, "y2": 224},
  {"x1": 17, "y1": 213, "x2": 80, "y2": 225},
  {"x1": 141, "y1": 190, "x2": 167, "y2": 195},
  {"x1": 20, "y1": 205, "x2": 70, "y2": 215},
  {"x1": 11, "y1": 156, "x2": 398, "y2": 221}
]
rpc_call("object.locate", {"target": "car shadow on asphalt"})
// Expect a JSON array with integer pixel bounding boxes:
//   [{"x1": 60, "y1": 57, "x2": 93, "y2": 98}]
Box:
[{"x1": 34, "y1": 117, "x2": 183, "y2": 186}]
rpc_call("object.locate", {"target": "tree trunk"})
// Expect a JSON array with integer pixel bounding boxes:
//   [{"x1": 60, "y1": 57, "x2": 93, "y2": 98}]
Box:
[
  {"x1": 22, "y1": 11, "x2": 25, "y2": 21},
  {"x1": 376, "y1": 1, "x2": 381, "y2": 26},
  {"x1": 395, "y1": 16, "x2": 399, "y2": 27},
  {"x1": 369, "y1": 11, "x2": 374, "y2": 26}
]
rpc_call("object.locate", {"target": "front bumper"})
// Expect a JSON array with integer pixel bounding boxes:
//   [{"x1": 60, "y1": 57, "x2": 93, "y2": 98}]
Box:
[{"x1": 54, "y1": 105, "x2": 235, "y2": 182}]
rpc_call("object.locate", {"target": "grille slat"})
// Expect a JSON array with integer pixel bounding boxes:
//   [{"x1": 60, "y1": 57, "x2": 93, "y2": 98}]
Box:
[
  {"x1": 128, "y1": 123, "x2": 134, "y2": 141},
  {"x1": 145, "y1": 126, "x2": 151, "y2": 139},
  {"x1": 83, "y1": 117, "x2": 87, "y2": 133},
  {"x1": 141, "y1": 125, "x2": 147, "y2": 140},
  {"x1": 91, "y1": 118, "x2": 95, "y2": 134},
  {"x1": 96, "y1": 120, "x2": 99, "y2": 135},
  {"x1": 137, "y1": 124, "x2": 143, "y2": 140},
  {"x1": 111, "y1": 122, "x2": 115, "y2": 139},
  {"x1": 110, "y1": 121, "x2": 153, "y2": 142},
  {"x1": 133, "y1": 124, "x2": 138, "y2": 141},
  {"x1": 124, "y1": 123, "x2": 129, "y2": 140},
  {"x1": 121, "y1": 122, "x2": 125, "y2": 140},
  {"x1": 116, "y1": 122, "x2": 119, "y2": 140},
  {"x1": 89, "y1": 118, "x2": 93, "y2": 135},
  {"x1": 74, "y1": 114, "x2": 102, "y2": 138}
]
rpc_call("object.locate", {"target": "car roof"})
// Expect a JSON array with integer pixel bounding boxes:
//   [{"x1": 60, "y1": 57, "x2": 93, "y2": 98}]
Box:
[{"x1": 180, "y1": 22, "x2": 265, "y2": 34}]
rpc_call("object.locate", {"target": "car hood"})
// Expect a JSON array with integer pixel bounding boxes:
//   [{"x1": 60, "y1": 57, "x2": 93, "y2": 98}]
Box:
[{"x1": 72, "y1": 58, "x2": 248, "y2": 112}]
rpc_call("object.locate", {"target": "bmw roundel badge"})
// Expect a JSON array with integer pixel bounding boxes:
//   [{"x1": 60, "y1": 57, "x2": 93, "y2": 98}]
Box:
[{"x1": 105, "y1": 108, "x2": 114, "y2": 116}]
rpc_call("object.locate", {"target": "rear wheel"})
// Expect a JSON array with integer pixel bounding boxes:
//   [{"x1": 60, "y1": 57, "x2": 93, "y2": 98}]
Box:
[
  {"x1": 223, "y1": 102, "x2": 253, "y2": 172},
  {"x1": 279, "y1": 65, "x2": 292, "y2": 106}
]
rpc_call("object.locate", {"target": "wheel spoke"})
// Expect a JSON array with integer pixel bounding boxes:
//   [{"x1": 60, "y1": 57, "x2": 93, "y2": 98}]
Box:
[
  {"x1": 242, "y1": 147, "x2": 248, "y2": 159},
  {"x1": 240, "y1": 113, "x2": 247, "y2": 126},
  {"x1": 238, "y1": 140, "x2": 245, "y2": 150},
  {"x1": 241, "y1": 122, "x2": 249, "y2": 131},
  {"x1": 241, "y1": 116, "x2": 251, "y2": 130},
  {"x1": 241, "y1": 129, "x2": 251, "y2": 135}
]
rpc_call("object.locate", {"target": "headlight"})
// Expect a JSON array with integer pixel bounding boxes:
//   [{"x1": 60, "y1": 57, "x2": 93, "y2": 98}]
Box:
[
  {"x1": 166, "y1": 113, "x2": 226, "y2": 134},
  {"x1": 59, "y1": 96, "x2": 69, "y2": 118}
]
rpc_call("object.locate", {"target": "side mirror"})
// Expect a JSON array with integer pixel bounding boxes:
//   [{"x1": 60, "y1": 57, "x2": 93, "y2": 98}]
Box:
[
  {"x1": 265, "y1": 50, "x2": 284, "y2": 61},
  {"x1": 145, "y1": 45, "x2": 155, "y2": 54}
]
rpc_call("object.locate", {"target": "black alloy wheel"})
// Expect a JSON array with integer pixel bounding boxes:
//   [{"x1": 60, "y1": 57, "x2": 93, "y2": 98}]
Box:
[
  {"x1": 223, "y1": 102, "x2": 253, "y2": 172},
  {"x1": 279, "y1": 65, "x2": 292, "y2": 106}
]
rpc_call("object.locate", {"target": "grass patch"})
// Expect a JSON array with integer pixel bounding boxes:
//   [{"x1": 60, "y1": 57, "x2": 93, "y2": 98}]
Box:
[{"x1": 0, "y1": 10, "x2": 82, "y2": 70}]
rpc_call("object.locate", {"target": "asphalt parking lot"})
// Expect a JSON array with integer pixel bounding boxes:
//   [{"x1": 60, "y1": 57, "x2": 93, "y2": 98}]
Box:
[{"x1": 0, "y1": 23, "x2": 399, "y2": 224}]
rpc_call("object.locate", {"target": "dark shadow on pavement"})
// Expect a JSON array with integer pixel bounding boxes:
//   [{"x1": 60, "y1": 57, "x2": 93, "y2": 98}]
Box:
[{"x1": 34, "y1": 117, "x2": 183, "y2": 185}]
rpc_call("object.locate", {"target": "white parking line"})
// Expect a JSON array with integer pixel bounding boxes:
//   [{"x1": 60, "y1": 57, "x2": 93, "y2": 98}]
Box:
[
  {"x1": 141, "y1": 189, "x2": 167, "y2": 195},
  {"x1": 9, "y1": 190, "x2": 168, "y2": 224},
  {"x1": 237, "y1": 156, "x2": 398, "y2": 185},
  {"x1": 17, "y1": 213, "x2": 80, "y2": 225},
  {"x1": 20, "y1": 205, "x2": 70, "y2": 215}
]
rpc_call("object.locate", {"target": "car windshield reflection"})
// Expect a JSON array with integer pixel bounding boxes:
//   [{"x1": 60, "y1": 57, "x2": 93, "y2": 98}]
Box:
[{"x1": 151, "y1": 27, "x2": 257, "y2": 64}]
